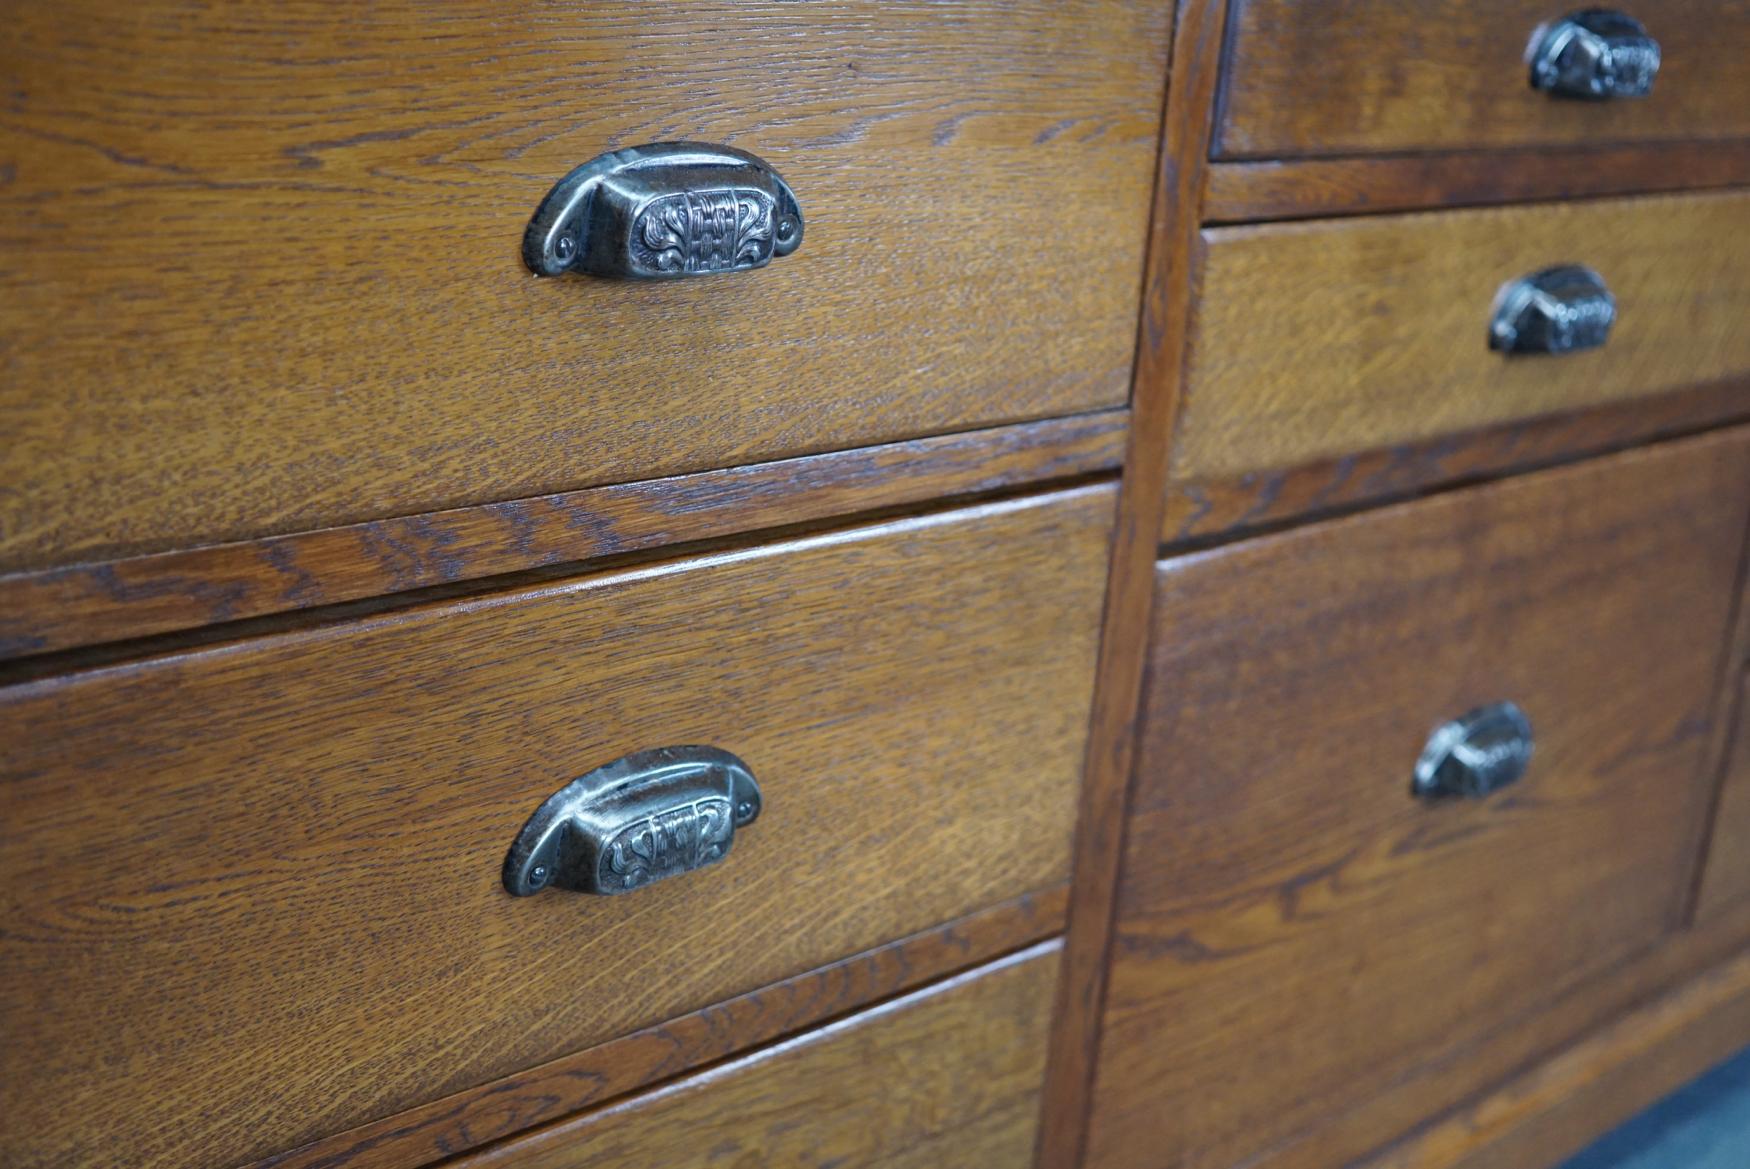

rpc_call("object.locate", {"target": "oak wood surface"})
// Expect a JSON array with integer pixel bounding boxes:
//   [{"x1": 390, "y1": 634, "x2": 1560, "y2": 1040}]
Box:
[
  {"x1": 1175, "y1": 191, "x2": 1750, "y2": 483},
  {"x1": 1033, "y1": 3, "x2": 1233, "y2": 1167},
  {"x1": 254, "y1": 887, "x2": 1067, "y2": 1169},
  {"x1": 1086, "y1": 431, "x2": 1750, "y2": 1169},
  {"x1": 1686, "y1": 507, "x2": 1750, "y2": 927},
  {"x1": 459, "y1": 941, "x2": 1061, "y2": 1169},
  {"x1": 1697, "y1": 672, "x2": 1750, "y2": 923},
  {"x1": 1215, "y1": 0, "x2": 1750, "y2": 159},
  {"x1": 0, "y1": 409, "x2": 1127, "y2": 662},
  {"x1": 0, "y1": 485, "x2": 1113, "y2": 1169},
  {"x1": 0, "y1": 1, "x2": 1169, "y2": 574},
  {"x1": 1356, "y1": 943, "x2": 1750, "y2": 1169},
  {"x1": 1203, "y1": 142, "x2": 1750, "y2": 224},
  {"x1": 1159, "y1": 378, "x2": 1750, "y2": 548},
  {"x1": 1263, "y1": 873, "x2": 1750, "y2": 1169}
]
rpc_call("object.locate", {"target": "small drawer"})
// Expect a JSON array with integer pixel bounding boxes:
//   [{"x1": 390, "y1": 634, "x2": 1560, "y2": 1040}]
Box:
[
  {"x1": 1173, "y1": 191, "x2": 1750, "y2": 485},
  {"x1": 0, "y1": 485, "x2": 1112, "y2": 1169},
  {"x1": 1216, "y1": 1, "x2": 1750, "y2": 159},
  {"x1": 0, "y1": 2, "x2": 1168, "y2": 574},
  {"x1": 451, "y1": 942, "x2": 1058, "y2": 1169},
  {"x1": 1697, "y1": 670, "x2": 1750, "y2": 923},
  {"x1": 1087, "y1": 432, "x2": 1750, "y2": 1169}
]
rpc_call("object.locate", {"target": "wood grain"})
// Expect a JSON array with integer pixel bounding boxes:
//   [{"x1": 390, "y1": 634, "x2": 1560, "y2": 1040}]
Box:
[
  {"x1": 0, "y1": 485, "x2": 1113, "y2": 1169},
  {"x1": 1696, "y1": 672, "x2": 1750, "y2": 924},
  {"x1": 458, "y1": 941, "x2": 1061, "y2": 1169},
  {"x1": 1215, "y1": 0, "x2": 1750, "y2": 159},
  {"x1": 0, "y1": 1, "x2": 1169, "y2": 573},
  {"x1": 1273, "y1": 878, "x2": 1750, "y2": 1169},
  {"x1": 0, "y1": 409, "x2": 1127, "y2": 662},
  {"x1": 1175, "y1": 191, "x2": 1750, "y2": 483},
  {"x1": 1086, "y1": 431, "x2": 1750, "y2": 1169},
  {"x1": 1204, "y1": 141, "x2": 1750, "y2": 224},
  {"x1": 1033, "y1": 3, "x2": 1233, "y2": 1167},
  {"x1": 1159, "y1": 378, "x2": 1750, "y2": 547},
  {"x1": 1687, "y1": 497, "x2": 1750, "y2": 924},
  {"x1": 1356, "y1": 944, "x2": 1750, "y2": 1169},
  {"x1": 254, "y1": 887, "x2": 1066, "y2": 1169}
]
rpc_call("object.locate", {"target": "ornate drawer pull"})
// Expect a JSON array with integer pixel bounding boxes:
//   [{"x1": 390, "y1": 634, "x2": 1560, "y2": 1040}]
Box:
[
  {"x1": 1489, "y1": 265, "x2": 1616, "y2": 355},
  {"x1": 523, "y1": 142, "x2": 803, "y2": 279},
  {"x1": 1412, "y1": 702, "x2": 1535, "y2": 800},
  {"x1": 1530, "y1": 10, "x2": 1660, "y2": 100},
  {"x1": 502, "y1": 746, "x2": 762, "y2": 896}
]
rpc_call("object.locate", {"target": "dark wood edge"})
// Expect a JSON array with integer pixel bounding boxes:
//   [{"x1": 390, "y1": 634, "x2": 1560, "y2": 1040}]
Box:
[
  {"x1": 1354, "y1": 943, "x2": 1750, "y2": 1169},
  {"x1": 1034, "y1": 2, "x2": 1230, "y2": 1167},
  {"x1": 248, "y1": 886, "x2": 1068, "y2": 1169},
  {"x1": 1159, "y1": 380, "x2": 1750, "y2": 550},
  {"x1": 0, "y1": 411, "x2": 1126, "y2": 662},
  {"x1": 1204, "y1": 141, "x2": 1750, "y2": 224}
]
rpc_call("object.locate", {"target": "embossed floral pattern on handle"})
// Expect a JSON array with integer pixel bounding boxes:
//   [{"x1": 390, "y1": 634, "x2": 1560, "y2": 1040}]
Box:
[
  {"x1": 502, "y1": 746, "x2": 762, "y2": 897},
  {"x1": 524, "y1": 143, "x2": 803, "y2": 280}
]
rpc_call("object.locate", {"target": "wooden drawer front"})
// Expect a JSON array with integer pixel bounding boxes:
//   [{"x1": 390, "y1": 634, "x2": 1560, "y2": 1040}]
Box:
[
  {"x1": 461, "y1": 942, "x2": 1058, "y2": 1169},
  {"x1": 1216, "y1": 1, "x2": 1750, "y2": 159},
  {"x1": 1086, "y1": 433, "x2": 1750, "y2": 1169},
  {"x1": 1175, "y1": 191, "x2": 1750, "y2": 484},
  {"x1": 0, "y1": 3, "x2": 1167, "y2": 574},
  {"x1": 0, "y1": 486, "x2": 1111, "y2": 1169},
  {"x1": 1698, "y1": 671, "x2": 1750, "y2": 923}
]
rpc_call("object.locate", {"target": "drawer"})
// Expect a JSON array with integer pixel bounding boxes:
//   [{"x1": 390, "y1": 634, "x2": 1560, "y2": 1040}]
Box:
[
  {"x1": 1086, "y1": 433, "x2": 1750, "y2": 1169},
  {"x1": 0, "y1": 3, "x2": 1168, "y2": 574},
  {"x1": 457, "y1": 942, "x2": 1058, "y2": 1169},
  {"x1": 1697, "y1": 671, "x2": 1750, "y2": 923},
  {"x1": 1217, "y1": 1, "x2": 1750, "y2": 159},
  {"x1": 1174, "y1": 191, "x2": 1750, "y2": 484},
  {"x1": 0, "y1": 485, "x2": 1112, "y2": 1169}
]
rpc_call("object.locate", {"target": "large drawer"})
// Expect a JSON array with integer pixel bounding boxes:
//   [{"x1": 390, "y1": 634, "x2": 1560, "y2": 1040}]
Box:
[
  {"x1": 1216, "y1": 1, "x2": 1750, "y2": 158},
  {"x1": 457, "y1": 942, "x2": 1059, "y2": 1169},
  {"x1": 0, "y1": 2, "x2": 1167, "y2": 573},
  {"x1": 1086, "y1": 432, "x2": 1750, "y2": 1169},
  {"x1": 1173, "y1": 191, "x2": 1750, "y2": 484},
  {"x1": 0, "y1": 485, "x2": 1112, "y2": 1169}
]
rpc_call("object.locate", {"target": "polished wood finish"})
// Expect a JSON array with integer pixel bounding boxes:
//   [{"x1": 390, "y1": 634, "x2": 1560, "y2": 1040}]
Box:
[
  {"x1": 1685, "y1": 512, "x2": 1750, "y2": 926},
  {"x1": 1160, "y1": 378, "x2": 1750, "y2": 547},
  {"x1": 255, "y1": 887, "x2": 1066, "y2": 1169},
  {"x1": 459, "y1": 941, "x2": 1060, "y2": 1169},
  {"x1": 1087, "y1": 432, "x2": 1750, "y2": 1169},
  {"x1": 1174, "y1": 191, "x2": 1750, "y2": 483},
  {"x1": 0, "y1": 409, "x2": 1127, "y2": 662},
  {"x1": 1357, "y1": 944, "x2": 1750, "y2": 1169},
  {"x1": 0, "y1": 486, "x2": 1112, "y2": 1169},
  {"x1": 1204, "y1": 142, "x2": 1750, "y2": 224},
  {"x1": 0, "y1": 1, "x2": 1169, "y2": 574},
  {"x1": 1216, "y1": 0, "x2": 1750, "y2": 159},
  {"x1": 1253, "y1": 877, "x2": 1750, "y2": 1169},
  {"x1": 1697, "y1": 672, "x2": 1750, "y2": 923},
  {"x1": 1034, "y1": 3, "x2": 1233, "y2": 1167}
]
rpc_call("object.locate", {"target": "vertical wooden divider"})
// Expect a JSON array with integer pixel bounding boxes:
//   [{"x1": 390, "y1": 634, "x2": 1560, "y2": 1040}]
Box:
[{"x1": 1034, "y1": 2, "x2": 1229, "y2": 1167}]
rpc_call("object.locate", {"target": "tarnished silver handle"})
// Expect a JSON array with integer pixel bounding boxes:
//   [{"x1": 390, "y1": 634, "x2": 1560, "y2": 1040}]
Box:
[
  {"x1": 502, "y1": 746, "x2": 762, "y2": 896},
  {"x1": 1412, "y1": 702, "x2": 1535, "y2": 801},
  {"x1": 1530, "y1": 10, "x2": 1660, "y2": 99},
  {"x1": 1489, "y1": 265, "x2": 1616, "y2": 355},
  {"x1": 523, "y1": 142, "x2": 803, "y2": 279}
]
